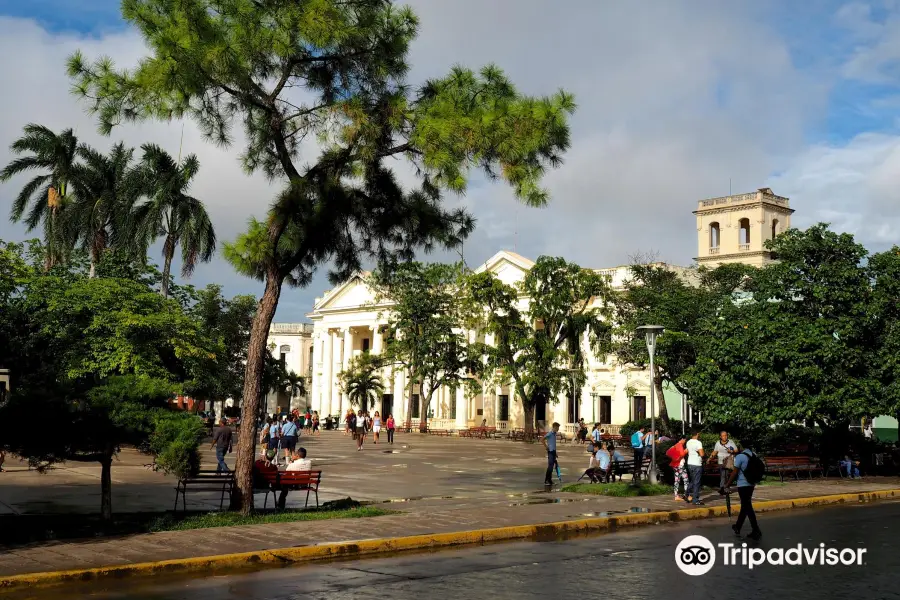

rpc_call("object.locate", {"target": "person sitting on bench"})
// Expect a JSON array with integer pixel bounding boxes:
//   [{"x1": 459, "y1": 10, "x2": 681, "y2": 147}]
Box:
[{"x1": 279, "y1": 448, "x2": 312, "y2": 509}]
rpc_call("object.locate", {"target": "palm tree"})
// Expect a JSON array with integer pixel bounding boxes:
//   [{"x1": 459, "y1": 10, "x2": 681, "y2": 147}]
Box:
[
  {"x1": 284, "y1": 370, "x2": 307, "y2": 402},
  {"x1": 132, "y1": 144, "x2": 216, "y2": 298},
  {"x1": 339, "y1": 355, "x2": 385, "y2": 413},
  {"x1": 70, "y1": 143, "x2": 142, "y2": 278},
  {"x1": 0, "y1": 124, "x2": 79, "y2": 269}
]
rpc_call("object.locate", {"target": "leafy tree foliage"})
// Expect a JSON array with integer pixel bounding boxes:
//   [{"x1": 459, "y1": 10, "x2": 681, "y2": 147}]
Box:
[
  {"x1": 684, "y1": 225, "x2": 890, "y2": 439},
  {"x1": 370, "y1": 261, "x2": 472, "y2": 431},
  {"x1": 463, "y1": 256, "x2": 613, "y2": 436},
  {"x1": 67, "y1": 0, "x2": 575, "y2": 512},
  {"x1": 613, "y1": 262, "x2": 752, "y2": 433},
  {"x1": 338, "y1": 353, "x2": 385, "y2": 412}
]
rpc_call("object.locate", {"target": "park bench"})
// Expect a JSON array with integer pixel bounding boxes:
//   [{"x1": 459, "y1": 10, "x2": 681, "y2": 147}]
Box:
[
  {"x1": 608, "y1": 459, "x2": 631, "y2": 482},
  {"x1": 426, "y1": 428, "x2": 454, "y2": 436},
  {"x1": 600, "y1": 433, "x2": 624, "y2": 444},
  {"x1": 461, "y1": 426, "x2": 497, "y2": 439},
  {"x1": 766, "y1": 455, "x2": 823, "y2": 482},
  {"x1": 173, "y1": 470, "x2": 234, "y2": 512},
  {"x1": 254, "y1": 470, "x2": 323, "y2": 510}
]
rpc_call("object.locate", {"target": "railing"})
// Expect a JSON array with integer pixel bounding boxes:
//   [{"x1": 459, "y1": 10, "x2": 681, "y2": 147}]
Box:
[
  {"x1": 739, "y1": 243, "x2": 750, "y2": 251},
  {"x1": 709, "y1": 247, "x2": 720, "y2": 255},
  {"x1": 699, "y1": 191, "x2": 789, "y2": 209},
  {"x1": 428, "y1": 418, "x2": 457, "y2": 430},
  {"x1": 270, "y1": 322, "x2": 314, "y2": 334},
  {"x1": 497, "y1": 420, "x2": 510, "y2": 430}
]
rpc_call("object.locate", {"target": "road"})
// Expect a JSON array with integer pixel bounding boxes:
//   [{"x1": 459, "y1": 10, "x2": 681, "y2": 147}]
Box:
[{"x1": 17, "y1": 500, "x2": 900, "y2": 599}]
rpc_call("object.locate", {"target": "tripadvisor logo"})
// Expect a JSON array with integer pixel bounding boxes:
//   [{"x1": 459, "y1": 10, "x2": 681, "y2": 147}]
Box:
[{"x1": 675, "y1": 535, "x2": 867, "y2": 576}]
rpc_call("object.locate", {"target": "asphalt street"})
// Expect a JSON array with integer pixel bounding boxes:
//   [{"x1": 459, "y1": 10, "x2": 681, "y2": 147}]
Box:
[{"x1": 16, "y1": 500, "x2": 900, "y2": 600}]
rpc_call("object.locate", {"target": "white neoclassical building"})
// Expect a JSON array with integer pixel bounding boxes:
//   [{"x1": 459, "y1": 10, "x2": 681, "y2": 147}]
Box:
[
  {"x1": 264, "y1": 322, "x2": 315, "y2": 414},
  {"x1": 283, "y1": 189, "x2": 795, "y2": 433}
]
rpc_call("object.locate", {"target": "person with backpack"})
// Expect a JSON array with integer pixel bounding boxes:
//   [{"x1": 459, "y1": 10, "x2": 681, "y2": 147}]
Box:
[{"x1": 724, "y1": 441, "x2": 763, "y2": 541}]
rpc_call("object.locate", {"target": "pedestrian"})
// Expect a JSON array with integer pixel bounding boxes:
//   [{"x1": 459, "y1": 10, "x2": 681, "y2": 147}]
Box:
[
  {"x1": 577, "y1": 418, "x2": 587, "y2": 444},
  {"x1": 259, "y1": 417, "x2": 273, "y2": 459},
  {"x1": 724, "y1": 440, "x2": 763, "y2": 540},
  {"x1": 386, "y1": 413, "x2": 396, "y2": 444},
  {"x1": 542, "y1": 422, "x2": 561, "y2": 486},
  {"x1": 0, "y1": 449, "x2": 5, "y2": 472},
  {"x1": 372, "y1": 411, "x2": 382, "y2": 444},
  {"x1": 710, "y1": 430, "x2": 737, "y2": 490},
  {"x1": 281, "y1": 414, "x2": 299, "y2": 465},
  {"x1": 667, "y1": 436, "x2": 689, "y2": 501},
  {"x1": 356, "y1": 410, "x2": 368, "y2": 451},
  {"x1": 268, "y1": 415, "x2": 282, "y2": 464},
  {"x1": 312, "y1": 411, "x2": 320, "y2": 436},
  {"x1": 630, "y1": 426, "x2": 649, "y2": 482},
  {"x1": 841, "y1": 454, "x2": 861, "y2": 478},
  {"x1": 591, "y1": 423, "x2": 602, "y2": 445},
  {"x1": 864, "y1": 423, "x2": 874, "y2": 440},
  {"x1": 210, "y1": 418, "x2": 233, "y2": 473},
  {"x1": 686, "y1": 429, "x2": 705, "y2": 505},
  {"x1": 305, "y1": 409, "x2": 313, "y2": 433},
  {"x1": 345, "y1": 409, "x2": 353, "y2": 435}
]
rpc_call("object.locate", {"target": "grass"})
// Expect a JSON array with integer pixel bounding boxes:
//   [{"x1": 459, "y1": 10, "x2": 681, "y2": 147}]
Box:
[
  {"x1": 561, "y1": 482, "x2": 671, "y2": 497},
  {"x1": 148, "y1": 506, "x2": 392, "y2": 532}
]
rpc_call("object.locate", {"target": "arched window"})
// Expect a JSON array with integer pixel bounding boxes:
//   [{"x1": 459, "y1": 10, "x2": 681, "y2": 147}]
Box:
[
  {"x1": 709, "y1": 222, "x2": 720, "y2": 250},
  {"x1": 738, "y1": 218, "x2": 750, "y2": 248},
  {"x1": 279, "y1": 344, "x2": 291, "y2": 353},
  {"x1": 771, "y1": 218, "x2": 779, "y2": 240}
]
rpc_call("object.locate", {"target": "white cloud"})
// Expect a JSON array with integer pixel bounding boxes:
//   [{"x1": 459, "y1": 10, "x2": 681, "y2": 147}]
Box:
[{"x1": 1, "y1": 2, "x2": 899, "y2": 320}]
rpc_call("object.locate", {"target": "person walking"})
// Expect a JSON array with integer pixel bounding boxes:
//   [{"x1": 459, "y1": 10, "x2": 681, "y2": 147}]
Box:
[
  {"x1": 630, "y1": 426, "x2": 648, "y2": 482},
  {"x1": 312, "y1": 411, "x2": 320, "y2": 436},
  {"x1": 305, "y1": 409, "x2": 313, "y2": 434},
  {"x1": 710, "y1": 430, "x2": 737, "y2": 490},
  {"x1": 210, "y1": 419, "x2": 233, "y2": 473},
  {"x1": 268, "y1": 415, "x2": 282, "y2": 465},
  {"x1": 386, "y1": 414, "x2": 396, "y2": 444},
  {"x1": 372, "y1": 411, "x2": 382, "y2": 444},
  {"x1": 259, "y1": 417, "x2": 273, "y2": 459},
  {"x1": 725, "y1": 441, "x2": 763, "y2": 540},
  {"x1": 591, "y1": 423, "x2": 602, "y2": 446},
  {"x1": 667, "y1": 436, "x2": 689, "y2": 501},
  {"x1": 345, "y1": 409, "x2": 353, "y2": 436},
  {"x1": 281, "y1": 414, "x2": 299, "y2": 465},
  {"x1": 542, "y1": 422, "x2": 561, "y2": 486},
  {"x1": 686, "y1": 429, "x2": 705, "y2": 505},
  {"x1": 356, "y1": 410, "x2": 368, "y2": 451}
]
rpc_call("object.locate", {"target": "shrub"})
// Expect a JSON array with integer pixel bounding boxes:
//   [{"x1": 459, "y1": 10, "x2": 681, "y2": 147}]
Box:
[
  {"x1": 149, "y1": 410, "x2": 205, "y2": 478},
  {"x1": 620, "y1": 418, "x2": 685, "y2": 439}
]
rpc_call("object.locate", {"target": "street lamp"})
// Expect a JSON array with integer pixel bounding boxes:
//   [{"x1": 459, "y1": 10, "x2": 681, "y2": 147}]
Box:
[{"x1": 637, "y1": 325, "x2": 664, "y2": 485}]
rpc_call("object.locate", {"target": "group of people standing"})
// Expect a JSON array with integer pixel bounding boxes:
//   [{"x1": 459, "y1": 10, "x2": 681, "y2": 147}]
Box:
[
  {"x1": 344, "y1": 409, "x2": 396, "y2": 450},
  {"x1": 259, "y1": 411, "x2": 319, "y2": 466}
]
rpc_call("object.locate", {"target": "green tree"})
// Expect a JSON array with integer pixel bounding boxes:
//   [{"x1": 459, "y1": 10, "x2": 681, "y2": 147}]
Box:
[
  {"x1": 339, "y1": 353, "x2": 385, "y2": 412},
  {"x1": 612, "y1": 262, "x2": 752, "y2": 434},
  {"x1": 867, "y1": 247, "x2": 900, "y2": 423},
  {"x1": 69, "y1": 0, "x2": 574, "y2": 512},
  {"x1": 70, "y1": 142, "x2": 142, "y2": 278},
  {"x1": 371, "y1": 261, "x2": 472, "y2": 431},
  {"x1": 0, "y1": 124, "x2": 80, "y2": 268},
  {"x1": 132, "y1": 144, "x2": 216, "y2": 298},
  {"x1": 685, "y1": 225, "x2": 880, "y2": 442},
  {"x1": 464, "y1": 256, "x2": 613, "y2": 436}
]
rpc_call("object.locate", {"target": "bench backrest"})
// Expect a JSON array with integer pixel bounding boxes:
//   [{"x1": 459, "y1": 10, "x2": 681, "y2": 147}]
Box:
[
  {"x1": 182, "y1": 471, "x2": 234, "y2": 483},
  {"x1": 278, "y1": 470, "x2": 322, "y2": 486}
]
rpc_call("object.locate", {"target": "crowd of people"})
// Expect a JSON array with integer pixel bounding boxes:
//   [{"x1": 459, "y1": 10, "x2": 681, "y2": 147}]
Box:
[{"x1": 341, "y1": 409, "x2": 396, "y2": 449}]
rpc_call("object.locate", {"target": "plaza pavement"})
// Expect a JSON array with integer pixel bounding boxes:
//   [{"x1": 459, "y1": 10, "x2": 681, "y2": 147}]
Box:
[{"x1": 1, "y1": 430, "x2": 898, "y2": 578}]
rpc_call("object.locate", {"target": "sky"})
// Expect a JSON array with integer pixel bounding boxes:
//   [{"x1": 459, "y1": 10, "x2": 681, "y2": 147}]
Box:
[{"x1": 1, "y1": 0, "x2": 899, "y2": 321}]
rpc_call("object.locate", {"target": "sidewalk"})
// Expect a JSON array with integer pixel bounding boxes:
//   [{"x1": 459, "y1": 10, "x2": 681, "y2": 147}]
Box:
[{"x1": 2, "y1": 478, "x2": 898, "y2": 579}]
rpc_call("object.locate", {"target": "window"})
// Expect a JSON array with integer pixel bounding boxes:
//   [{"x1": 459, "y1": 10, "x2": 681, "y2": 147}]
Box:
[
  {"x1": 362, "y1": 338, "x2": 370, "y2": 352},
  {"x1": 279, "y1": 352, "x2": 286, "y2": 367},
  {"x1": 633, "y1": 396, "x2": 647, "y2": 421},
  {"x1": 498, "y1": 394, "x2": 509, "y2": 421},
  {"x1": 599, "y1": 395, "x2": 612, "y2": 424},
  {"x1": 739, "y1": 218, "x2": 750, "y2": 246},
  {"x1": 771, "y1": 218, "x2": 779, "y2": 240},
  {"x1": 411, "y1": 394, "x2": 420, "y2": 418},
  {"x1": 567, "y1": 390, "x2": 579, "y2": 423},
  {"x1": 709, "y1": 222, "x2": 720, "y2": 249}
]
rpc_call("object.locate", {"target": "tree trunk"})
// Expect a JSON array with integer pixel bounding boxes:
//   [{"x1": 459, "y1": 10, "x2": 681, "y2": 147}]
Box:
[
  {"x1": 419, "y1": 379, "x2": 431, "y2": 433},
  {"x1": 231, "y1": 270, "x2": 283, "y2": 514},
  {"x1": 100, "y1": 450, "x2": 113, "y2": 521},
  {"x1": 652, "y1": 365, "x2": 672, "y2": 435},
  {"x1": 523, "y1": 401, "x2": 536, "y2": 441},
  {"x1": 161, "y1": 234, "x2": 175, "y2": 298},
  {"x1": 89, "y1": 258, "x2": 97, "y2": 279}
]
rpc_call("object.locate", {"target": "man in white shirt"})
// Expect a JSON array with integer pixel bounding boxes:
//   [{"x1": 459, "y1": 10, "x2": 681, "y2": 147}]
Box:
[
  {"x1": 710, "y1": 430, "x2": 737, "y2": 489},
  {"x1": 286, "y1": 447, "x2": 312, "y2": 471},
  {"x1": 685, "y1": 430, "x2": 705, "y2": 505}
]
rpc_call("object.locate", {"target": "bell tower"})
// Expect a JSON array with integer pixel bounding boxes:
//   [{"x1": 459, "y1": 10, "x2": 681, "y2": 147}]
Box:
[{"x1": 694, "y1": 187, "x2": 794, "y2": 268}]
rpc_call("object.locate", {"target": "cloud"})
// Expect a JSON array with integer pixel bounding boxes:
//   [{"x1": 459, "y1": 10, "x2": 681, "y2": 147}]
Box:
[{"x1": 1, "y1": 1, "x2": 899, "y2": 321}]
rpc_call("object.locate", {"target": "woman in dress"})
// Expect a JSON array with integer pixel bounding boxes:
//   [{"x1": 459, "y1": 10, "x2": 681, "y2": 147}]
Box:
[{"x1": 372, "y1": 411, "x2": 382, "y2": 444}]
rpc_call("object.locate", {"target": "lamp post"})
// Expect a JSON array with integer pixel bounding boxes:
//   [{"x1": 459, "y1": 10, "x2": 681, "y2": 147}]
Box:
[
  {"x1": 590, "y1": 392, "x2": 597, "y2": 423},
  {"x1": 637, "y1": 325, "x2": 664, "y2": 485}
]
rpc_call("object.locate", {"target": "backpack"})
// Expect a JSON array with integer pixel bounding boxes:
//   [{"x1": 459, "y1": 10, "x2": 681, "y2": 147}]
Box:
[{"x1": 740, "y1": 450, "x2": 765, "y2": 485}]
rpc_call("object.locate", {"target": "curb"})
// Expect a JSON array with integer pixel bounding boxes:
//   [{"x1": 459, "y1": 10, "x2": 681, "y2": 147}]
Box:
[{"x1": 2, "y1": 488, "x2": 898, "y2": 591}]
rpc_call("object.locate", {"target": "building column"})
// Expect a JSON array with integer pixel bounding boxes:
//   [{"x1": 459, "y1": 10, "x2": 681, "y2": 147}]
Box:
[
  {"x1": 321, "y1": 331, "x2": 334, "y2": 416},
  {"x1": 372, "y1": 324, "x2": 383, "y2": 354},
  {"x1": 341, "y1": 328, "x2": 355, "y2": 413},
  {"x1": 311, "y1": 334, "x2": 322, "y2": 413}
]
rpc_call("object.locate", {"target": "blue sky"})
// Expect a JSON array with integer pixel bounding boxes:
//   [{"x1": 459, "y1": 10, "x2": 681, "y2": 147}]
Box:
[{"x1": 1, "y1": 0, "x2": 899, "y2": 320}]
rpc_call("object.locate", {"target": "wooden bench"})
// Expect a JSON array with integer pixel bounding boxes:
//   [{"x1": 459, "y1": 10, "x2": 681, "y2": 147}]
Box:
[
  {"x1": 255, "y1": 470, "x2": 323, "y2": 510},
  {"x1": 461, "y1": 426, "x2": 497, "y2": 439},
  {"x1": 766, "y1": 455, "x2": 823, "y2": 482},
  {"x1": 600, "y1": 433, "x2": 624, "y2": 444},
  {"x1": 426, "y1": 428, "x2": 454, "y2": 437},
  {"x1": 173, "y1": 470, "x2": 234, "y2": 512}
]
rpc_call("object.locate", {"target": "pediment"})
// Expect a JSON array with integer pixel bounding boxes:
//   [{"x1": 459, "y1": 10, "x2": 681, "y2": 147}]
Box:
[
  {"x1": 313, "y1": 274, "x2": 377, "y2": 311},
  {"x1": 476, "y1": 250, "x2": 534, "y2": 285}
]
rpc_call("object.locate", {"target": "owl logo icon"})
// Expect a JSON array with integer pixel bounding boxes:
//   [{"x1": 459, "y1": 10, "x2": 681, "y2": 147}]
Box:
[{"x1": 675, "y1": 535, "x2": 716, "y2": 576}]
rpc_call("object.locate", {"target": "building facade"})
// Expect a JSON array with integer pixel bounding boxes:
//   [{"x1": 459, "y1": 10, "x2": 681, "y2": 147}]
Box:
[{"x1": 264, "y1": 322, "x2": 315, "y2": 414}]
